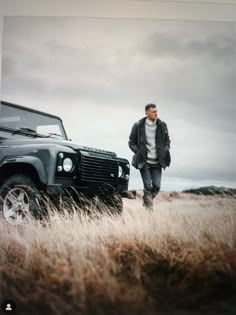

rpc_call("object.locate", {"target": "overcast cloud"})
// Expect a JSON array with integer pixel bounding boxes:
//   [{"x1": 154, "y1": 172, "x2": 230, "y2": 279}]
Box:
[{"x1": 1, "y1": 17, "x2": 236, "y2": 190}]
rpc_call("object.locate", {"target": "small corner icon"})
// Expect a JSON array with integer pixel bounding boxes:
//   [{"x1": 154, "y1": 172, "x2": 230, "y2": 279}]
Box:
[{"x1": 1, "y1": 300, "x2": 16, "y2": 313}]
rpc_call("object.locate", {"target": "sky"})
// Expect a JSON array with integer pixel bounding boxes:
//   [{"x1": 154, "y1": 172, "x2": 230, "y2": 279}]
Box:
[{"x1": 1, "y1": 16, "x2": 236, "y2": 191}]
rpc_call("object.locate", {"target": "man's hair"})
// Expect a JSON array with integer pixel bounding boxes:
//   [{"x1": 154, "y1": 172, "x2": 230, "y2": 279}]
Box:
[{"x1": 145, "y1": 103, "x2": 156, "y2": 112}]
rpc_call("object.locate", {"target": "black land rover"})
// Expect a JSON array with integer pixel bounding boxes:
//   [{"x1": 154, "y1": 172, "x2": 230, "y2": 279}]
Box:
[{"x1": 0, "y1": 101, "x2": 132, "y2": 224}]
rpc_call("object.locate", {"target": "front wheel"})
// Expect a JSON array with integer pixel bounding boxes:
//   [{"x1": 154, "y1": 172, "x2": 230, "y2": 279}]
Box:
[
  {"x1": 0, "y1": 174, "x2": 47, "y2": 225},
  {"x1": 98, "y1": 192, "x2": 123, "y2": 215}
]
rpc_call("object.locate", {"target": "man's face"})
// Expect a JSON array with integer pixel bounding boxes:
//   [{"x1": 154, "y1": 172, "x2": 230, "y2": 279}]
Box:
[{"x1": 146, "y1": 106, "x2": 158, "y2": 121}]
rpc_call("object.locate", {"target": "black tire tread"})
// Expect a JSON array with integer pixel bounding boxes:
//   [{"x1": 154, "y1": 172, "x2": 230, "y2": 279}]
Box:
[{"x1": 0, "y1": 174, "x2": 46, "y2": 222}]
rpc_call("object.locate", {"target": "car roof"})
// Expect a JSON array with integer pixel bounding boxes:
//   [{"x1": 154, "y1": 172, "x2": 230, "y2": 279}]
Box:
[{"x1": 1, "y1": 101, "x2": 63, "y2": 122}]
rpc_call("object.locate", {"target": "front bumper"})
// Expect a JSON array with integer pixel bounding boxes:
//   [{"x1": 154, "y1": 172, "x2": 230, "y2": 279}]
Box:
[{"x1": 46, "y1": 184, "x2": 136, "y2": 199}]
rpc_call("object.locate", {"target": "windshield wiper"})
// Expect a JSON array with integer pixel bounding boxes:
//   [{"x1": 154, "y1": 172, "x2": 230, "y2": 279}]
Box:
[
  {"x1": 46, "y1": 133, "x2": 63, "y2": 138},
  {"x1": 11, "y1": 127, "x2": 49, "y2": 138},
  {"x1": 0, "y1": 126, "x2": 37, "y2": 135},
  {"x1": 0, "y1": 126, "x2": 47, "y2": 138},
  {"x1": 12, "y1": 127, "x2": 39, "y2": 137},
  {"x1": 0, "y1": 126, "x2": 63, "y2": 138},
  {"x1": 12, "y1": 127, "x2": 37, "y2": 134}
]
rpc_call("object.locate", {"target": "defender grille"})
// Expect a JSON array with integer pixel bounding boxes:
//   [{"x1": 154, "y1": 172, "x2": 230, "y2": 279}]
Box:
[{"x1": 80, "y1": 155, "x2": 119, "y2": 183}]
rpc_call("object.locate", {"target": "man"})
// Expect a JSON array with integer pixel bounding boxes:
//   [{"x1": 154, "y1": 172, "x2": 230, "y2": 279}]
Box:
[{"x1": 128, "y1": 103, "x2": 171, "y2": 210}]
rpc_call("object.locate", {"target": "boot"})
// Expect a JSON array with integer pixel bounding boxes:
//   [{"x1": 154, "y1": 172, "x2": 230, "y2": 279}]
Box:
[{"x1": 142, "y1": 194, "x2": 154, "y2": 211}]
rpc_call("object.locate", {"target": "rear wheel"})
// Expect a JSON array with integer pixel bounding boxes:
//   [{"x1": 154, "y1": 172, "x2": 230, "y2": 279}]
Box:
[{"x1": 0, "y1": 174, "x2": 47, "y2": 225}]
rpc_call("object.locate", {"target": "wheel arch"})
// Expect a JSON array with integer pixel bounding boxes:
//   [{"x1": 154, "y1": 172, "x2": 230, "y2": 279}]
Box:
[{"x1": 0, "y1": 162, "x2": 46, "y2": 191}]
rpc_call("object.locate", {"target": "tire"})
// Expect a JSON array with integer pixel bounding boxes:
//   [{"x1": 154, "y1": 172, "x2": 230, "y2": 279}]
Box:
[
  {"x1": 0, "y1": 174, "x2": 47, "y2": 225},
  {"x1": 99, "y1": 192, "x2": 123, "y2": 215}
]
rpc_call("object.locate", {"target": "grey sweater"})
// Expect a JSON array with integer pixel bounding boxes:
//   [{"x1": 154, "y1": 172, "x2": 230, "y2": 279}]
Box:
[{"x1": 145, "y1": 118, "x2": 159, "y2": 164}]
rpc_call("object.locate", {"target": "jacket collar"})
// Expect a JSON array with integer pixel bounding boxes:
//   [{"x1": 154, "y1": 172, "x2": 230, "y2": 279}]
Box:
[{"x1": 138, "y1": 116, "x2": 161, "y2": 125}]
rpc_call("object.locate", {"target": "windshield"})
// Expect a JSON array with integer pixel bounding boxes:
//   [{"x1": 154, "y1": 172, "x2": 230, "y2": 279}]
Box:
[{"x1": 0, "y1": 103, "x2": 67, "y2": 140}]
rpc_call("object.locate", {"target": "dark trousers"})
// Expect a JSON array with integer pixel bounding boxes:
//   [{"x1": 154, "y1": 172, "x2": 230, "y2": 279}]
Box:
[{"x1": 139, "y1": 162, "x2": 162, "y2": 209}]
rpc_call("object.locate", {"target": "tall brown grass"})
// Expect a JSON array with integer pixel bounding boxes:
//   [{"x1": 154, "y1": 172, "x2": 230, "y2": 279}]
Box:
[{"x1": 0, "y1": 192, "x2": 236, "y2": 315}]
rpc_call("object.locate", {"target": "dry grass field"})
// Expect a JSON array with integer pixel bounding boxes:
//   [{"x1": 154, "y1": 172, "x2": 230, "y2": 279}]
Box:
[{"x1": 0, "y1": 191, "x2": 236, "y2": 315}]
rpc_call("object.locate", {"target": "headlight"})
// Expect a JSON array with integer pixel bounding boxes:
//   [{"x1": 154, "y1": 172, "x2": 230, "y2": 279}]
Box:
[
  {"x1": 126, "y1": 164, "x2": 130, "y2": 169},
  {"x1": 118, "y1": 165, "x2": 123, "y2": 177},
  {"x1": 63, "y1": 158, "x2": 73, "y2": 172}
]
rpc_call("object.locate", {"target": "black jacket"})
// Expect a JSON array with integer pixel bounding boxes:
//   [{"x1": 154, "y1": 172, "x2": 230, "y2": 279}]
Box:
[{"x1": 128, "y1": 117, "x2": 171, "y2": 170}]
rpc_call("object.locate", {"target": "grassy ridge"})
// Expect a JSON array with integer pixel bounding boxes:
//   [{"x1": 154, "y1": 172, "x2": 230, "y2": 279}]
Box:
[{"x1": 0, "y1": 194, "x2": 236, "y2": 315}]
